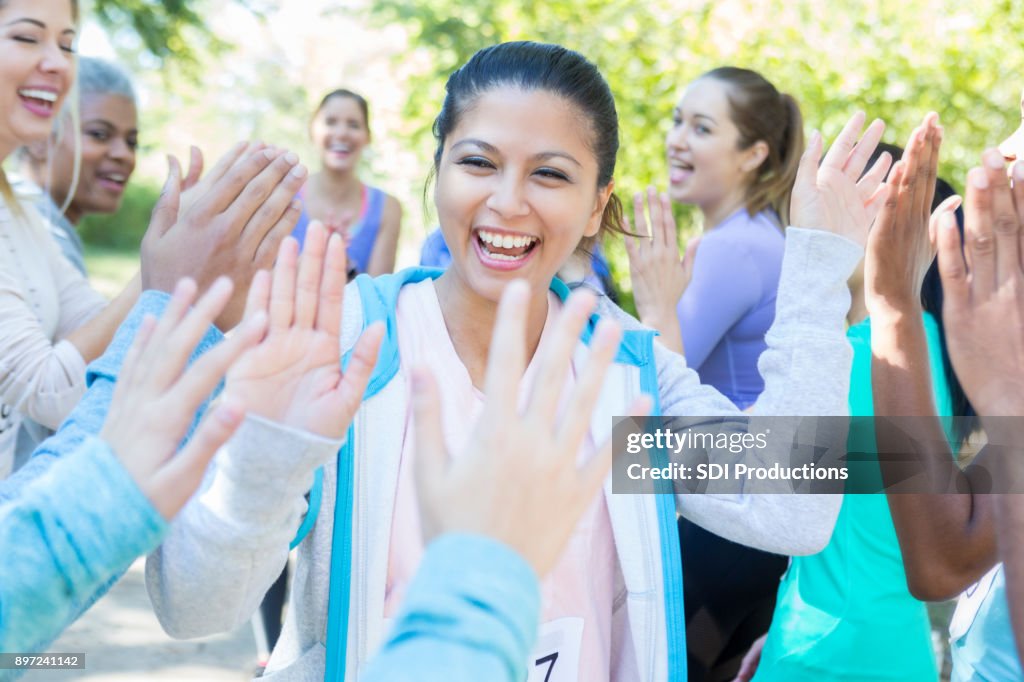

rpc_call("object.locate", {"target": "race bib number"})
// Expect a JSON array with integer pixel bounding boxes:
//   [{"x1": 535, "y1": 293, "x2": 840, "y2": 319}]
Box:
[
  {"x1": 949, "y1": 564, "x2": 1000, "y2": 640},
  {"x1": 527, "y1": 617, "x2": 583, "y2": 682}
]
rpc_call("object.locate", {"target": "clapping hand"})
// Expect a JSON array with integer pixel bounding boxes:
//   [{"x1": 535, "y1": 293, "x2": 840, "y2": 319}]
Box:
[{"x1": 624, "y1": 186, "x2": 699, "y2": 354}]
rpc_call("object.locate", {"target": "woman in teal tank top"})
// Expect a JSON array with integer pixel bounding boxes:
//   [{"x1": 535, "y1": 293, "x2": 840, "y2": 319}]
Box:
[
  {"x1": 753, "y1": 315, "x2": 949, "y2": 681},
  {"x1": 750, "y1": 148, "x2": 972, "y2": 682}
]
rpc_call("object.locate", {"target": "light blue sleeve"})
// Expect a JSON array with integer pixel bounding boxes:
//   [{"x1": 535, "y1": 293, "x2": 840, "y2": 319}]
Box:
[
  {"x1": 0, "y1": 289, "x2": 225, "y2": 650},
  {"x1": 0, "y1": 436, "x2": 167, "y2": 657},
  {"x1": 360, "y1": 534, "x2": 540, "y2": 682},
  {"x1": 0, "y1": 290, "x2": 225, "y2": 505}
]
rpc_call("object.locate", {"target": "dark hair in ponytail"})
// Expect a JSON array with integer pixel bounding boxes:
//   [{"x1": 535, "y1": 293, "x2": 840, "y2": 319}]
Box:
[{"x1": 700, "y1": 67, "x2": 804, "y2": 225}]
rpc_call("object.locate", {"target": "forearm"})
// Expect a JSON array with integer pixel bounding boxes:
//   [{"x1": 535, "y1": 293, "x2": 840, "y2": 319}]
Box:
[
  {"x1": 0, "y1": 291, "x2": 219, "y2": 504},
  {"x1": 751, "y1": 228, "x2": 861, "y2": 417},
  {"x1": 64, "y1": 273, "x2": 141, "y2": 363},
  {"x1": 362, "y1": 534, "x2": 540, "y2": 682},
  {"x1": 147, "y1": 415, "x2": 340, "y2": 638},
  {"x1": 677, "y1": 492, "x2": 838, "y2": 555},
  {"x1": 873, "y1": 311, "x2": 996, "y2": 599},
  {"x1": 0, "y1": 437, "x2": 165, "y2": 653}
]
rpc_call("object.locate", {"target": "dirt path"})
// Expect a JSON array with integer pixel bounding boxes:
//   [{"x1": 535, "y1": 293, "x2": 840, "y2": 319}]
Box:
[{"x1": 37, "y1": 559, "x2": 257, "y2": 681}]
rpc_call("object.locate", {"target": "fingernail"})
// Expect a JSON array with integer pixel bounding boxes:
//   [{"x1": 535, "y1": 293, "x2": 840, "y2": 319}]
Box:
[
  {"x1": 941, "y1": 210, "x2": 957, "y2": 230},
  {"x1": 262, "y1": 148, "x2": 277, "y2": 160},
  {"x1": 984, "y1": 148, "x2": 1005, "y2": 170},
  {"x1": 970, "y1": 168, "x2": 989, "y2": 189},
  {"x1": 1014, "y1": 161, "x2": 1024, "y2": 181},
  {"x1": 284, "y1": 151, "x2": 299, "y2": 164},
  {"x1": 290, "y1": 165, "x2": 308, "y2": 179}
]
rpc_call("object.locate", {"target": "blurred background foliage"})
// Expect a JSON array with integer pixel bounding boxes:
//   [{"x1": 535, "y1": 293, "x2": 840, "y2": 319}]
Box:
[{"x1": 73, "y1": 0, "x2": 1024, "y2": 304}]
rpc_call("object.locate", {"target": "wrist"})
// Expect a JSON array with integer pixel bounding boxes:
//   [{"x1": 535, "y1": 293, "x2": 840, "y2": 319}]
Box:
[
  {"x1": 637, "y1": 305, "x2": 677, "y2": 331},
  {"x1": 870, "y1": 310, "x2": 927, "y2": 366},
  {"x1": 867, "y1": 302, "x2": 923, "y2": 328}
]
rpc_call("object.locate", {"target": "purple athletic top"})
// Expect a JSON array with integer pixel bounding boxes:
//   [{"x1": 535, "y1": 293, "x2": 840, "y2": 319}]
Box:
[
  {"x1": 292, "y1": 185, "x2": 385, "y2": 275},
  {"x1": 678, "y1": 208, "x2": 785, "y2": 408}
]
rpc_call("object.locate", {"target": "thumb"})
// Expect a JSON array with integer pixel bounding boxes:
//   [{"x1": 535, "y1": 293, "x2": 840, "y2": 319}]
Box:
[
  {"x1": 146, "y1": 398, "x2": 244, "y2": 520},
  {"x1": 411, "y1": 366, "x2": 449, "y2": 540},
  {"x1": 149, "y1": 155, "x2": 183, "y2": 237},
  {"x1": 681, "y1": 235, "x2": 702, "y2": 273}
]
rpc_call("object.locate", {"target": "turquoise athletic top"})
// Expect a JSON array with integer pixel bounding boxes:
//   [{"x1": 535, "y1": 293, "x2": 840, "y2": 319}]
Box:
[{"x1": 754, "y1": 314, "x2": 949, "y2": 681}]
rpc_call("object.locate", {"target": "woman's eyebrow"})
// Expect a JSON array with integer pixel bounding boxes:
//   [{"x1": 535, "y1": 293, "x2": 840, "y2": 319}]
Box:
[
  {"x1": 534, "y1": 151, "x2": 581, "y2": 168},
  {"x1": 452, "y1": 139, "x2": 580, "y2": 167},
  {"x1": 3, "y1": 17, "x2": 76, "y2": 36}
]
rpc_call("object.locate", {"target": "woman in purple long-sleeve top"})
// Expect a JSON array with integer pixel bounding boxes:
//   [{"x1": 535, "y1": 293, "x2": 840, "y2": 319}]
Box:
[{"x1": 626, "y1": 66, "x2": 804, "y2": 682}]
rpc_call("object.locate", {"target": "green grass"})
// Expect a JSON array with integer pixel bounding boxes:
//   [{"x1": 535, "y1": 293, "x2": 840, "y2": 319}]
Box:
[{"x1": 82, "y1": 243, "x2": 139, "y2": 299}]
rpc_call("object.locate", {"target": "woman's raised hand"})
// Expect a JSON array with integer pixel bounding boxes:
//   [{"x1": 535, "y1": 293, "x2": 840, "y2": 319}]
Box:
[
  {"x1": 411, "y1": 282, "x2": 650, "y2": 577},
  {"x1": 624, "y1": 186, "x2": 699, "y2": 355},
  {"x1": 99, "y1": 277, "x2": 267, "y2": 520},
  {"x1": 937, "y1": 154, "x2": 1024, "y2": 417},
  {"x1": 223, "y1": 220, "x2": 384, "y2": 439},
  {"x1": 141, "y1": 142, "x2": 307, "y2": 331},
  {"x1": 865, "y1": 113, "x2": 953, "y2": 320},
  {"x1": 791, "y1": 111, "x2": 892, "y2": 246}
]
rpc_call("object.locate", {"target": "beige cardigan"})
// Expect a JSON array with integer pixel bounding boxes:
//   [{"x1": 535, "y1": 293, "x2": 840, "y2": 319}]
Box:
[{"x1": 0, "y1": 197, "x2": 105, "y2": 477}]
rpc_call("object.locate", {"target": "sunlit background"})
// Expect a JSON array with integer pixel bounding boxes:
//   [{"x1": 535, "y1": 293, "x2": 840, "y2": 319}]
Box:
[{"x1": 61, "y1": 0, "x2": 1024, "y2": 302}]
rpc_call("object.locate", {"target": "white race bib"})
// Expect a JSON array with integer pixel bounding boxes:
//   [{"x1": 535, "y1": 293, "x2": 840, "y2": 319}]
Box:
[
  {"x1": 949, "y1": 564, "x2": 1000, "y2": 640},
  {"x1": 527, "y1": 617, "x2": 584, "y2": 682}
]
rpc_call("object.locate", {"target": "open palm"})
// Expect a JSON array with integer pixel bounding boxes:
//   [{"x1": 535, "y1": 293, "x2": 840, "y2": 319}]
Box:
[
  {"x1": 225, "y1": 222, "x2": 383, "y2": 439},
  {"x1": 790, "y1": 111, "x2": 892, "y2": 246}
]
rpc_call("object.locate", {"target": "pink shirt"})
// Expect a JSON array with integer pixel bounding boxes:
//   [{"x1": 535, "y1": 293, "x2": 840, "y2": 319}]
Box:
[{"x1": 384, "y1": 279, "x2": 619, "y2": 680}]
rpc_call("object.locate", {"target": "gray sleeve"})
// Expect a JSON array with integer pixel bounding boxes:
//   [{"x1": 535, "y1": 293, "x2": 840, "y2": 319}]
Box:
[
  {"x1": 145, "y1": 414, "x2": 342, "y2": 638},
  {"x1": 639, "y1": 228, "x2": 861, "y2": 555}
]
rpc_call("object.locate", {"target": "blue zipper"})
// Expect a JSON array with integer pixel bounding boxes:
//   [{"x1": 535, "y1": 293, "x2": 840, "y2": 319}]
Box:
[
  {"x1": 325, "y1": 425, "x2": 355, "y2": 681},
  {"x1": 638, "y1": 345, "x2": 687, "y2": 682}
]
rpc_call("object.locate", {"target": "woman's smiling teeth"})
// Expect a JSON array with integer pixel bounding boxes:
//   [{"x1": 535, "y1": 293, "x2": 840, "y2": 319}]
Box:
[
  {"x1": 18, "y1": 88, "x2": 59, "y2": 116},
  {"x1": 476, "y1": 228, "x2": 539, "y2": 260},
  {"x1": 18, "y1": 89, "x2": 57, "y2": 104}
]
